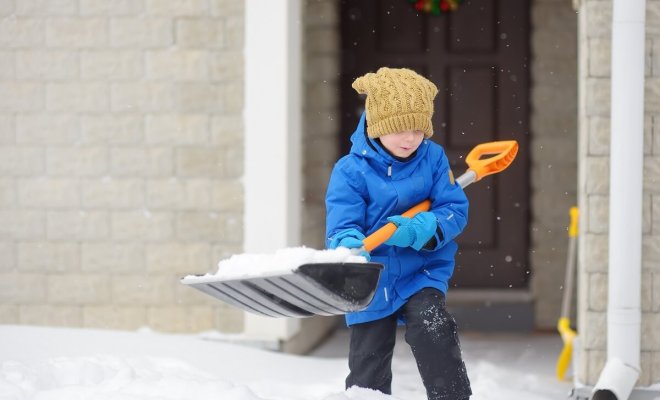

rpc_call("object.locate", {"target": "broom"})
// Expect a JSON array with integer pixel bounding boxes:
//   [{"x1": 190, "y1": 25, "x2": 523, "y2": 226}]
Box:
[{"x1": 556, "y1": 206, "x2": 579, "y2": 381}]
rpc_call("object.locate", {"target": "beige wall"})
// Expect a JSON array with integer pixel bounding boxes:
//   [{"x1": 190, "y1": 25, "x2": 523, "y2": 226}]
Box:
[
  {"x1": 0, "y1": 0, "x2": 245, "y2": 333},
  {"x1": 302, "y1": 0, "x2": 340, "y2": 251},
  {"x1": 577, "y1": 0, "x2": 660, "y2": 386},
  {"x1": 529, "y1": 0, "x2": 579, "y2": 330}
]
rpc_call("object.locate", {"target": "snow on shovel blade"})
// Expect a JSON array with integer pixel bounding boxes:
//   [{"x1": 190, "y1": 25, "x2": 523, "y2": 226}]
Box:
[{"x1": 182, "y1": 262, "x2": 383, "y2": 318}]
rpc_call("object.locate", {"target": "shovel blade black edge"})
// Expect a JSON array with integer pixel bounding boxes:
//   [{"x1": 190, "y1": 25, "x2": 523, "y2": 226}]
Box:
[{"x1": 183, "y1": 262, "x2": 383, "y2": 318}]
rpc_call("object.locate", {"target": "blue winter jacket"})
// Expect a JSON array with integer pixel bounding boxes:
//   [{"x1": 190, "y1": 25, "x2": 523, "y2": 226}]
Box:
[{"x1": 325, "y1": 113, "x2": 469, "y2": 326}]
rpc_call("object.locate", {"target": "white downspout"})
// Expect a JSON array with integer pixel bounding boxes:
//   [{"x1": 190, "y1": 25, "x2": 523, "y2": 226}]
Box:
[{"x1": 592, "y1": 0, "x2": 645, "y2": 399}]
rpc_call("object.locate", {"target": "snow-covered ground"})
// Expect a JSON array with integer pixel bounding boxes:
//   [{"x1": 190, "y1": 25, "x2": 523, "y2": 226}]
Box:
[{"x1": 0, "y1": 325, "x2": 572, "y2": 400}]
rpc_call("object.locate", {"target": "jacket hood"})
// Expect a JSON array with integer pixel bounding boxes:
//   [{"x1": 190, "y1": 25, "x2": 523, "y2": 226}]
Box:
[{"x1": 349, "y1": 112, "x2": 429, "y2": 179}]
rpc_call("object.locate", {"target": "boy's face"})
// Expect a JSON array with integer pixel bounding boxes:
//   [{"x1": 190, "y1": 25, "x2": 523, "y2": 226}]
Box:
[{"x1": 379, "y1": 130, "x2": 425, "y2": 158}]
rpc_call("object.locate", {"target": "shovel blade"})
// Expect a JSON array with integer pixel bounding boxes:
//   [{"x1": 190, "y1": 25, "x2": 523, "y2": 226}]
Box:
[{"x1": 182, "y1": 262, "x2": 383, "y2": 318}]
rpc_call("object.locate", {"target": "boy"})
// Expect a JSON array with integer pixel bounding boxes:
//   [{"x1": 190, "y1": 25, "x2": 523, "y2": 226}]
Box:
[{"x1": 325, "y1": 67, "x2": 471, "y2": 400}]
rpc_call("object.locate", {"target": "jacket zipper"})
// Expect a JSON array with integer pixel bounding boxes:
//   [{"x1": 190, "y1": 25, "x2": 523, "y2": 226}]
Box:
[{"x1": 387, "y1": 165, "x2": 392, "y2": 177}]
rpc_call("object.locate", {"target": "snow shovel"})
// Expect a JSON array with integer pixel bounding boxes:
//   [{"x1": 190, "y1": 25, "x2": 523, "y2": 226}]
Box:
[
  {"x1": 556, "y1": 206, "x2": 579, "y2": 381},
  {"x1": 181, "y1": 140, "x2": 519, "y2": 318}
]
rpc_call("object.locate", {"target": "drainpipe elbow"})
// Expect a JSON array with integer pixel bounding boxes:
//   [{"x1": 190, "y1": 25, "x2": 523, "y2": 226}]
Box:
[{"x1": 591, "y1": 358, "x2": 640, "y2": 400}]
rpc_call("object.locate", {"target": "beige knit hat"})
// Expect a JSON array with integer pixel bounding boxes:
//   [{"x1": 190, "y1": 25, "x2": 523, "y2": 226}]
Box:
[{"x1": 352, "y1": 67, "x2": 438, "y2": 139}]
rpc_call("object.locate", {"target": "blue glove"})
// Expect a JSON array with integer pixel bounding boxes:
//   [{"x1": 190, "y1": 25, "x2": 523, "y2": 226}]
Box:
[
  {"x1": 328, "y1": 228, "x2": 371, "y2": 261},
  {"x1": 384, "y1": 212, "x2": 438, "y2": 251}
]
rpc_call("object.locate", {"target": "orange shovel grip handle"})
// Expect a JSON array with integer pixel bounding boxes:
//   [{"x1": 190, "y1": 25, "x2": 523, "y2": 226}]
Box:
[
  {"x1": 465, "y1": 140, "x2": 518, "y2": 181},
  {"x1": 362, "y1": 200, "x2": 431, "y2": 252}
]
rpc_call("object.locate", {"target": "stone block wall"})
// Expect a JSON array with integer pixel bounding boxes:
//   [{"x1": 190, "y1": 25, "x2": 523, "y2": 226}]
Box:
[
  {"x1": 578, "y1": 0, "x2": 660, "y2": 386},
  {"x1": 0, "y1": 0, "x2": 245, "y2": 333},
  {"x1": 302, "y1": 0, "x2": 340, "y2": 250},
  {"x1": 529, "y1": 0, "x2": 579, "y2": 330}
]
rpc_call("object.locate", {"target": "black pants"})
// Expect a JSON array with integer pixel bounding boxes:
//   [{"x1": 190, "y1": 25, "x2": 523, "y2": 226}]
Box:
[{"x1": 346, "y1": 288, "x2": 471, "y2": 400}]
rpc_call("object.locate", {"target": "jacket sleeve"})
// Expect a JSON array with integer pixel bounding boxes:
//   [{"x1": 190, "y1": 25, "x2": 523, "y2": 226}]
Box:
[
  {"x1": 325, "y1": 161, "x2": 368, "y2": 248},
  {"x1": 426, "y1": 149, "x2": 469, "y2": 250}
]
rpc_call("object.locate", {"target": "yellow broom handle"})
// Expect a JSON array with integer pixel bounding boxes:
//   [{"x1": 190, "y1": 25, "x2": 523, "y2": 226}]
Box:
[{"x1": 560, "y1": 207, "x2": 579, "y2": 318}]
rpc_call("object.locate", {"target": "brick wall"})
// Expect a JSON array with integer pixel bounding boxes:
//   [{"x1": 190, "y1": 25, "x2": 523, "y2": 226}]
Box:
[
  {"x1": 529, "y1": 0, "x2": 579, "y2": 330},
  {"x1": 578, "y1": 0, "x2": 660, "y2": 386},
  {"x1": 302, "y1": 0, "x2": 340, "y2": 250},
  {"x1": 0, "y1": 0, "x2": 244, "y2": 333}
]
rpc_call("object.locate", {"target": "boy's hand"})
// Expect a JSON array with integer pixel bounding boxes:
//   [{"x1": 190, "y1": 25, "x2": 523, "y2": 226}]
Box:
[
  {"x1": 385, "y1": 212, "x2": 438, "y2": 251},
  {"x1": 328, "y1": 228, "x2": 371, "y2": 261}
]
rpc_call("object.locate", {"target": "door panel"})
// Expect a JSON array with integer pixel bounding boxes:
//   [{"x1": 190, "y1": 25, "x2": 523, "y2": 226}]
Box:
[
  {"x1": 447, "y1": 1, "x2": 496, "y2": 52},
  {"x1": 447, "y1": 66, "x2": 496, "y2": 146},
  {"x1": 340, "y1": 0, "x2": 530, "y2": 289}
]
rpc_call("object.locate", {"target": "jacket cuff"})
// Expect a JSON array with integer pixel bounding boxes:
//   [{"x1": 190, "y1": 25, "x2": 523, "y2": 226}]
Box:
[{"x1": 421, "y1": 226, "x2": 444, "y2": 251}]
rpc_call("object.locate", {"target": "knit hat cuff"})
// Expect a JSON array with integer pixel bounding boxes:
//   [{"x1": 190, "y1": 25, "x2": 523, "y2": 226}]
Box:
[{"x1": 367, "y1": 113, "x2": 433, "y2": 139}]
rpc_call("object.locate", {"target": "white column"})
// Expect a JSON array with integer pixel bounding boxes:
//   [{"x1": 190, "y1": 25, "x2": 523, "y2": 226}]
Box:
[{"x1": 243, "y1": 1, "x2": 303, "y2": 342}]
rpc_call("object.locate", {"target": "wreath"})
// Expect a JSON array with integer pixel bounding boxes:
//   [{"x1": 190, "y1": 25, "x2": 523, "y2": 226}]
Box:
[{"x1": 408, "y1": 0, "x2": 462, "y2": 15}]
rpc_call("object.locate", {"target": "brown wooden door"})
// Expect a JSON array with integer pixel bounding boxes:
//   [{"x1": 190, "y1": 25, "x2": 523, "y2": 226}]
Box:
[{"x1": 340, "y1": 0, "x2": 530, "y2": 289}]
